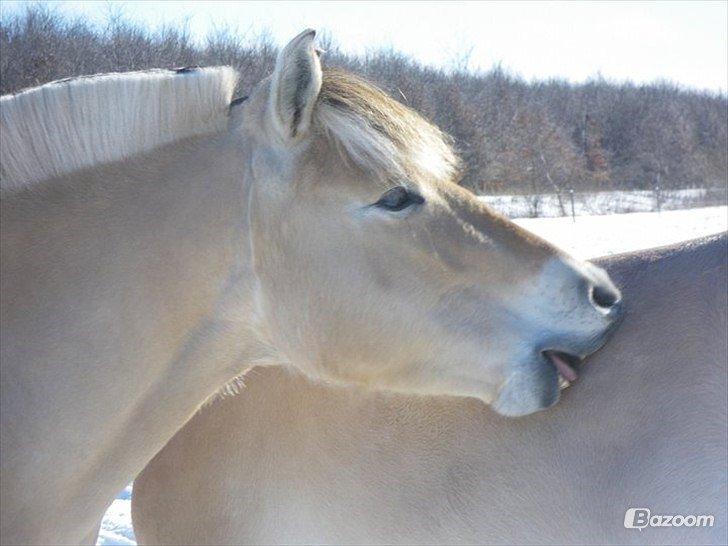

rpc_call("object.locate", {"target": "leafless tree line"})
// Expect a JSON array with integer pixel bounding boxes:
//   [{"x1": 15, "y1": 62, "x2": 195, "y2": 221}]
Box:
[{"x1": 1, "y1": 5, "x2": 726, "y2": 196}]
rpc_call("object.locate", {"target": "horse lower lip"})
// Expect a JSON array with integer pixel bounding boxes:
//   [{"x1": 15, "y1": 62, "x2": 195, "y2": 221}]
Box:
[{"x1": 544, "y1": 351, "x2": 579, "y2": 382}]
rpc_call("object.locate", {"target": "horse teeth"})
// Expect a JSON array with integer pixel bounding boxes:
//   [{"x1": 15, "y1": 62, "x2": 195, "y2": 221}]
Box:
[{"x1": 558, "y1": 376, "x2": 571, "y2": 390}]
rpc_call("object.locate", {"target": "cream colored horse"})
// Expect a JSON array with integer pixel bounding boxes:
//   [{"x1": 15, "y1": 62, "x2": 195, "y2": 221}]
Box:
[
  {"x1": 132, "y1": 235, "x2": 727, "y2": 545},
  {"x1": 1, "y1": 31, "x2": 621, "y2": 544}
]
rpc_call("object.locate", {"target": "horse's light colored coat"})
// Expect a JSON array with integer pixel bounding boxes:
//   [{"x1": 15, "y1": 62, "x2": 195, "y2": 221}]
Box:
[
  {"x1": 132, "y1": 236, "x2": 727, "y2": 546},
  {"x1": 1, "y1": 30, "x2": 620, "y2": 544}
]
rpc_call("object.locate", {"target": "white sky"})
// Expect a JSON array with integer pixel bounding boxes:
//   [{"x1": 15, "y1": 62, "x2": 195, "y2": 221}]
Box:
[{"x1": 2, "y1": 1, "x2": 727, "y2": 92}]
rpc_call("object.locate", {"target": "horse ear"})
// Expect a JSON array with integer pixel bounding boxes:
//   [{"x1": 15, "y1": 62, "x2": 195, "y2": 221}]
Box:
[{"x1": 269, "y1": 29, "x2": 322, "y2": 142}]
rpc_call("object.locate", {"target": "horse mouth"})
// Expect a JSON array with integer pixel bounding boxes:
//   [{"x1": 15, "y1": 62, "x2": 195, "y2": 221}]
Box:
[{"x1": 542, "y1": 350, "x2": 582, "y2": 389}]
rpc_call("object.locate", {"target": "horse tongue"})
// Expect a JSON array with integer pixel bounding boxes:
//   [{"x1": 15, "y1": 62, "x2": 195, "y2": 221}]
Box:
[{"x1": 549, "y1": 352, "x2": 578, "y2": 383}]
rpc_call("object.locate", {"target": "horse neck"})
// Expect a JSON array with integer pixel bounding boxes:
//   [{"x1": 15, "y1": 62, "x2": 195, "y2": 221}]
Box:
[
  {"x1": 75, "y1": 130, "x2": 267, "y2": 433},
  {"x1": 1, "y1": 129, "x2": 266, "y2": 541}
]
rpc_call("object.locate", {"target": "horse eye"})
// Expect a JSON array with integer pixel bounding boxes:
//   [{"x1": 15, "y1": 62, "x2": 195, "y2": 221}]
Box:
[{"x1": 374, "y1": 186, "x2": 424, "y2": 212}]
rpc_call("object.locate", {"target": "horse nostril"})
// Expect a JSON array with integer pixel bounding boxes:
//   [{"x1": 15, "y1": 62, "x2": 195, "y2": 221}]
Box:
[{"x1": 590, "y1": 283, "x2": 620, "y2": 310}]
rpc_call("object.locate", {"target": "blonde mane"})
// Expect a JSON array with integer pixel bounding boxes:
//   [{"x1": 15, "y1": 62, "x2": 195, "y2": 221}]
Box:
[
  {"x1": 316, "y1": 69, "x2": 461, "y2": 182},
  {"x1": 0, "y1": 67, "x2": 238, "y2": 191},
  {"x1": 0, "y1": 65, "x2": 459, "y2": 192}
]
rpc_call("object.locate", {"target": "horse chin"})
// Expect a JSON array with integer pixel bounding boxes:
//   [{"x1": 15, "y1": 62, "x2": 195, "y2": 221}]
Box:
[{"x1": 491, "y1": 355, "x2": 561, "y2": 417}]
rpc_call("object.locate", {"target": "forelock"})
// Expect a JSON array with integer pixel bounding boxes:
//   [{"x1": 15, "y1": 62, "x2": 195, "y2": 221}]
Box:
[{"x1": 315, "y1": 69, "x2": 461, "y2": 182}]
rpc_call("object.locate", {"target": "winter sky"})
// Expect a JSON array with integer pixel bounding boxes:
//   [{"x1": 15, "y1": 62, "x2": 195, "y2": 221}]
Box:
[{"x1": 2, "y1": 1, "x2": 726, "y2": 93}]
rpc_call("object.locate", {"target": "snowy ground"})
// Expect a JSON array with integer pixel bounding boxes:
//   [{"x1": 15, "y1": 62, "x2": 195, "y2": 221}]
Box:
[
  {"x1": 514, "y1": 206, "x2": 727, "y2": 260},
  {"x1": 98, "y1": 206, "x2": 727, "y2": 546},
  {"x1": 482, "y1": 187, "x2": 726, "y2": 218},
  {"x1": 98, "y1": 486, "x2": 134, "y2": 546}
]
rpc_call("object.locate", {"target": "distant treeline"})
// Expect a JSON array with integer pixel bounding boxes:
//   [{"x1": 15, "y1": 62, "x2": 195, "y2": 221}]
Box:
[{"x1": 2, "y1": 5, "x2": 726, "y2": 195}]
